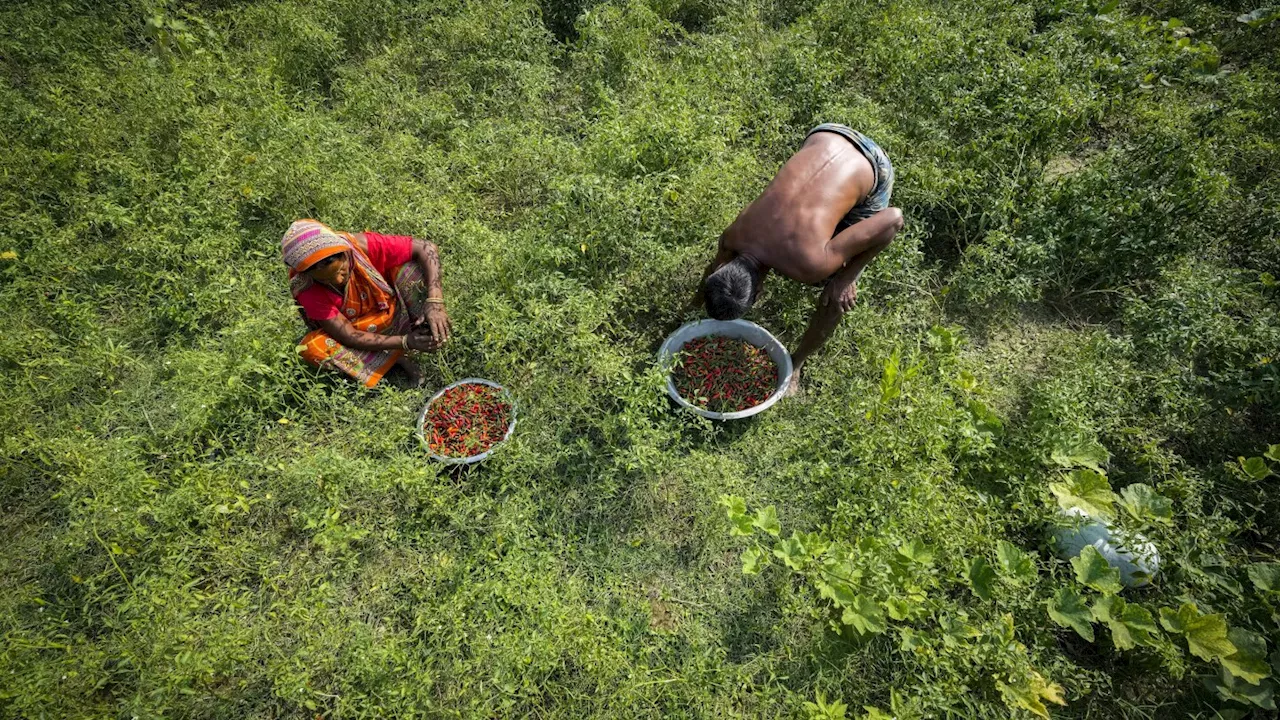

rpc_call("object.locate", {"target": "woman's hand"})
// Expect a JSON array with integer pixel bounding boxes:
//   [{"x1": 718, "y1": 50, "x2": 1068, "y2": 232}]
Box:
[
  {"x1": 405, "y1": 327, "x2": 441, "y2": 352},
  {"x1": 423, "y1": 304, "x2": 451, "y2": 344}
]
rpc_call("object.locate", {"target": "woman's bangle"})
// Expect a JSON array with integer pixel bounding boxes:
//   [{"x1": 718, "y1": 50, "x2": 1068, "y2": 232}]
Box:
[
  {"x1": 401, "y1": 334, "x2": 409, "y2": 349},
  {"x1": 424, "y1": 297, "x2": 445, "y2": 304}
]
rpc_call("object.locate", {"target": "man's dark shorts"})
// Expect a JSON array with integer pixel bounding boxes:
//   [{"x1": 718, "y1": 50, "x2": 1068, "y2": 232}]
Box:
[{"x1": 806, "y1": 123, "x2": 895, "y2": 234}]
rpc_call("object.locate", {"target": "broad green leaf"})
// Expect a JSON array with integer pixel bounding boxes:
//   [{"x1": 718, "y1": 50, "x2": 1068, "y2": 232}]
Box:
[
  {"x1": 826, "y1": 581, "x2": 858, "y2": 608},
  {"x1": 968, "y1": 400, "x2": 1003, "y2": 437},
  {"x1": 927, "y1": 324, "x2": 958, "y2": 352},
  {"x1": 720, "y1": 495, "x2": 747, "y2": 517},
  {"x1": 1159, "y1": 604, "x2": 1235, "y2": 661},
  {"x1": 898, "y1": 539, "x2": 934, "y2": 565},
  {"x1": 938, "y1": 614, "x2": 980, "y2": 647},
  {"x1": 840, "y1": 596, "x2": 886, "y2": 635},
  {"x1": 799, "y1": 531, "x2": 830, "y2": 558},
  {"x1": 752, "y1": 505, "x2": 781, "y2": 537},
  {"x1": 1050, "y1": 469, "x2": 1117, "y2": 519},
  {"x1": 722, "y1": 495, "x2": 754, "y2": 535},
  {"x1": 885, "y1": 597, "x2": 913, "y2": 621},
  {"x1": 1048, "y1": 587, "x2": 1095, "y2": 641},
  {"x1": 741, "y1": 547, "x2": 766, "y2": 575},
  {"x1": 1050, "y1": 437, "x2": 1110, "y2": 472},
  {"x1": 1265, "y1": 444, "x2": 1280, "y2": 462},
  {"x1": 1247, "y1": 563, "x2": 1280, "y2": 592},
  {"x1": 1222, "y1": 628, "x2": 1272, "y2": 684},
  {"x1": 802, "y1": 692, "x2": 848, "y2": 720},
  {"x1": 995, "y1": 541, "x2": 1036, "y2": 583},
  {"x1": 729, "y1": 512, "x2": 755, "y2": 536},
  {"x1": 998, "y1": 672, "x2": 1067, "y2": 720},
  {"x1": 1091, "y1": 594, "x2": 1119, "y2": 623},
  {"x1": 1093, "y1": 596, "x2": 1160, "y2": 650},
  {"x1": 773, "y1": 535, "x2": 806, "y2": 570},
  {"x1": 1073, "y1": 545, "x2": 1123, "y2": 595},
  {"x1": 1206, "y1": 667, "x2": 1277, "y2": 710},
  {"x1": 1119, "y1": 483, "x2": 1173, "y2": 523},
  {"x1": 967, "y1": 556, "x2": 997, "y2": 601},
  {"x1": 1239, "y1": 456, "x2": 1273, "y2": 480}
]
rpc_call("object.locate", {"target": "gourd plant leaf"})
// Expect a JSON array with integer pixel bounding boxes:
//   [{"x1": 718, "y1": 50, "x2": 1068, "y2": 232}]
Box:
[
  {"x1": 1050, "y1": 469, "x2": 1117, "y2": 519},
  {"x1": 773, "y1": 534, "x2": 807, "y2": 570},
  {"x1": 1093, "y1": 596, "x2": 1160, "y2": 650},
  {"x1": 938, "y1": 614, "x2": 980, "y2": 647},
  {"x1": 1050, "y1": 436, "x2": 1110, "y2": 472},
  {"x1": 721, "y1": 495, "x2": 746, "y2": 516},
  {"x1": 730, "y1": 513, "x2": 755, "y2": 536},
  {"x1": 1239, "y1": 456, "x2": 1273, "y2": 480},
  {"x1": 752, "y1": 505, "x2": 781, "y2": 537},
  {"x1": 840, "y1": 595, "x2": 886, "y2": 636},
  {"x1": 885, "y1": 597, "x2": 913, "y2": 621},
  {"x1": 1119, "y1": 483, "x2": 1173, "y2": 524},
  {"x1": 721, "y1": 495, "x2": 755, "y2": 536},
  {"x1": 898, "y1": 538, "x2": 934, "y2": 565},
  {"x1": 1205, "y1": 667, "x2": 1277, "y2": 710},
  {"x1": 1247, "y1": 563, "x2": 1280, "y2": 593},
  {"x1": 1222, "y1": 628, "x2": 1272, "y2": 684},
  {"x1": 822, "y1": 580, "x2": 858, "y2": 609},
  {"x1": 741, "y1": 546, "x2": 767, "y2": 575},
  {"x1": 967, "y1": 556, "x2": 997, "y2": 601},
  {"x1": 1159, "y1": 603, "x2": 1235, "y2": 661},
  {"x1": 1265, "y1": 444, "x2": 1280, "y2": 462},
  {"x1": 996, "y1": 540, "x2": 1036, "y2": 583},
  {"x1": 1072, "y1": 545, "x2": 1123, "y2": 595},
  {"x1": 997, "y1": 671, "x2": 1066, "y2": 720},
  {"x1": 1048, "y1": 587, "x2": 1094, "y2": 641}
]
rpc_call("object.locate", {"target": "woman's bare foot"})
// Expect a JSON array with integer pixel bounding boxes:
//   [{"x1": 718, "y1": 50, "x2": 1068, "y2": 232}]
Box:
[{"x1": 396, "y1": 355, "x2": 424, "y2": 387}]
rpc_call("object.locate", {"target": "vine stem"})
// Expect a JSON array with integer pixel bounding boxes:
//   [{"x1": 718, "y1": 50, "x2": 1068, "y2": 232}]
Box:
[{"x1": 90, "y1": 523, "x2": 136, "y2": 596}]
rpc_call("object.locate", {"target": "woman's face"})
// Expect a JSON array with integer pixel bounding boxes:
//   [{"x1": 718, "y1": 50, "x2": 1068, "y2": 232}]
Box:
[{"x1": 306, "y1": 252, "x2": 350, "y2": 286}]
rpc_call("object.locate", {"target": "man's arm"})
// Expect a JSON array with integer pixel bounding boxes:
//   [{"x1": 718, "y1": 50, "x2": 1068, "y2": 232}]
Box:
[
  {"x1": 822, "y1": 207, "x2": 903, "y2": 311},
  {"x1": 411, "y1": 238, "x2": 451, "y2": 344}
]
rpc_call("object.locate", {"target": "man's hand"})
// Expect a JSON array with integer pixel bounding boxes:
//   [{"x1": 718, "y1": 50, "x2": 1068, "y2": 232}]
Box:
[
  {"x1": 421, "y1": 305, "x2": 451, "y2": 345},
  {"x1": 822, "y1": 277, "x2": 858, "y2": 313}
]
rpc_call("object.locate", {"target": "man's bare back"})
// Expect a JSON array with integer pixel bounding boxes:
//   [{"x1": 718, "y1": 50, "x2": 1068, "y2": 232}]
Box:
[
  {"x1": 721, "y1": 132, "x2": 876, "y2": 283},
  {"x1": 698, "y1": 123, "x2": 903, "y2": 395}
]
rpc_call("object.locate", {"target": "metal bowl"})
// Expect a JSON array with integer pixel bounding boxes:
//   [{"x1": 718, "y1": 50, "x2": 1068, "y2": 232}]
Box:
[
  {"x1": 657, "y1": 319, "x2": 793, "y2": 421},
  {"x1": 417, "y1": 378, "x2": 517, "y2": 465}
]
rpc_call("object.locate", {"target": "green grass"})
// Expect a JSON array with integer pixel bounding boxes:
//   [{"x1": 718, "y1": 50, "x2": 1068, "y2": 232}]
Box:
[{"x1": 2, "y1": 0, "x2": 1279, "y2": 717}]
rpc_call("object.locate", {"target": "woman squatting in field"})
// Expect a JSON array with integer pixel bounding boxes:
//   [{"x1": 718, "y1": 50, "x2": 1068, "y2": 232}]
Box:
[{"x1": 281, "y1": 219, "x2": 451, "y2": 387}]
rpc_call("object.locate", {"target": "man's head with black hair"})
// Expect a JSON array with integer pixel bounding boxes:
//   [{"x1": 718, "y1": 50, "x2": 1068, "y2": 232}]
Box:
[{"x1": 703, "y1": 254, "x2": 763, "y2": 320}]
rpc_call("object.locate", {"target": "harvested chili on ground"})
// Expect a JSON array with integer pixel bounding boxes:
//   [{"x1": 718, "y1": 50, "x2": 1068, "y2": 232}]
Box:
[
  {"x1": 423, "y1": 383, "x2": 512, "y2": 458},
  {"x1": 672, "y1": 335, "x2": 778, "y2": 413}
]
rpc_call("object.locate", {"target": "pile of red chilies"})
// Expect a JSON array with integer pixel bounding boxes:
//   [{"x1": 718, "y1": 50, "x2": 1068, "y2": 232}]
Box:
[
  {"x1": 424, "y1": 383, "x2": 512, "y2": 458},
  {"x1": 673, "y1": 335, "x2": 778, "y2": 413}
]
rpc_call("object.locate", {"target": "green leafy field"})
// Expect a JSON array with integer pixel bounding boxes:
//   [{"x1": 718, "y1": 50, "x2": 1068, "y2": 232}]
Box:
[{"x1": 2, "y1": 0, "x2": 1279, "y2": 717}]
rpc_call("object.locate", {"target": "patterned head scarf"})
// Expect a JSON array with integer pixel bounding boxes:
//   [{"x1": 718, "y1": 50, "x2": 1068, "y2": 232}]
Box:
[{"x1": 281, "y1": 219, "x2": 349, "y2": 272}]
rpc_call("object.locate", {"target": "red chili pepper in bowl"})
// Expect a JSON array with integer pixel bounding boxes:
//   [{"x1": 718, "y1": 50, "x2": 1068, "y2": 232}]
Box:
[
  {"x1": 672, "y1": 336, "x2": 778, "y2": 413},
  {"x1": 422, "y1": 383, "x2": 512, "y2": 458}
]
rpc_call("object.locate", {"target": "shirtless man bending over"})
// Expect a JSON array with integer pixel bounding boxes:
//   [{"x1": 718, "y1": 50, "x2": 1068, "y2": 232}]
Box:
[{"x1": 698, "y1": 123, "x2": 904, "y2": 395}]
